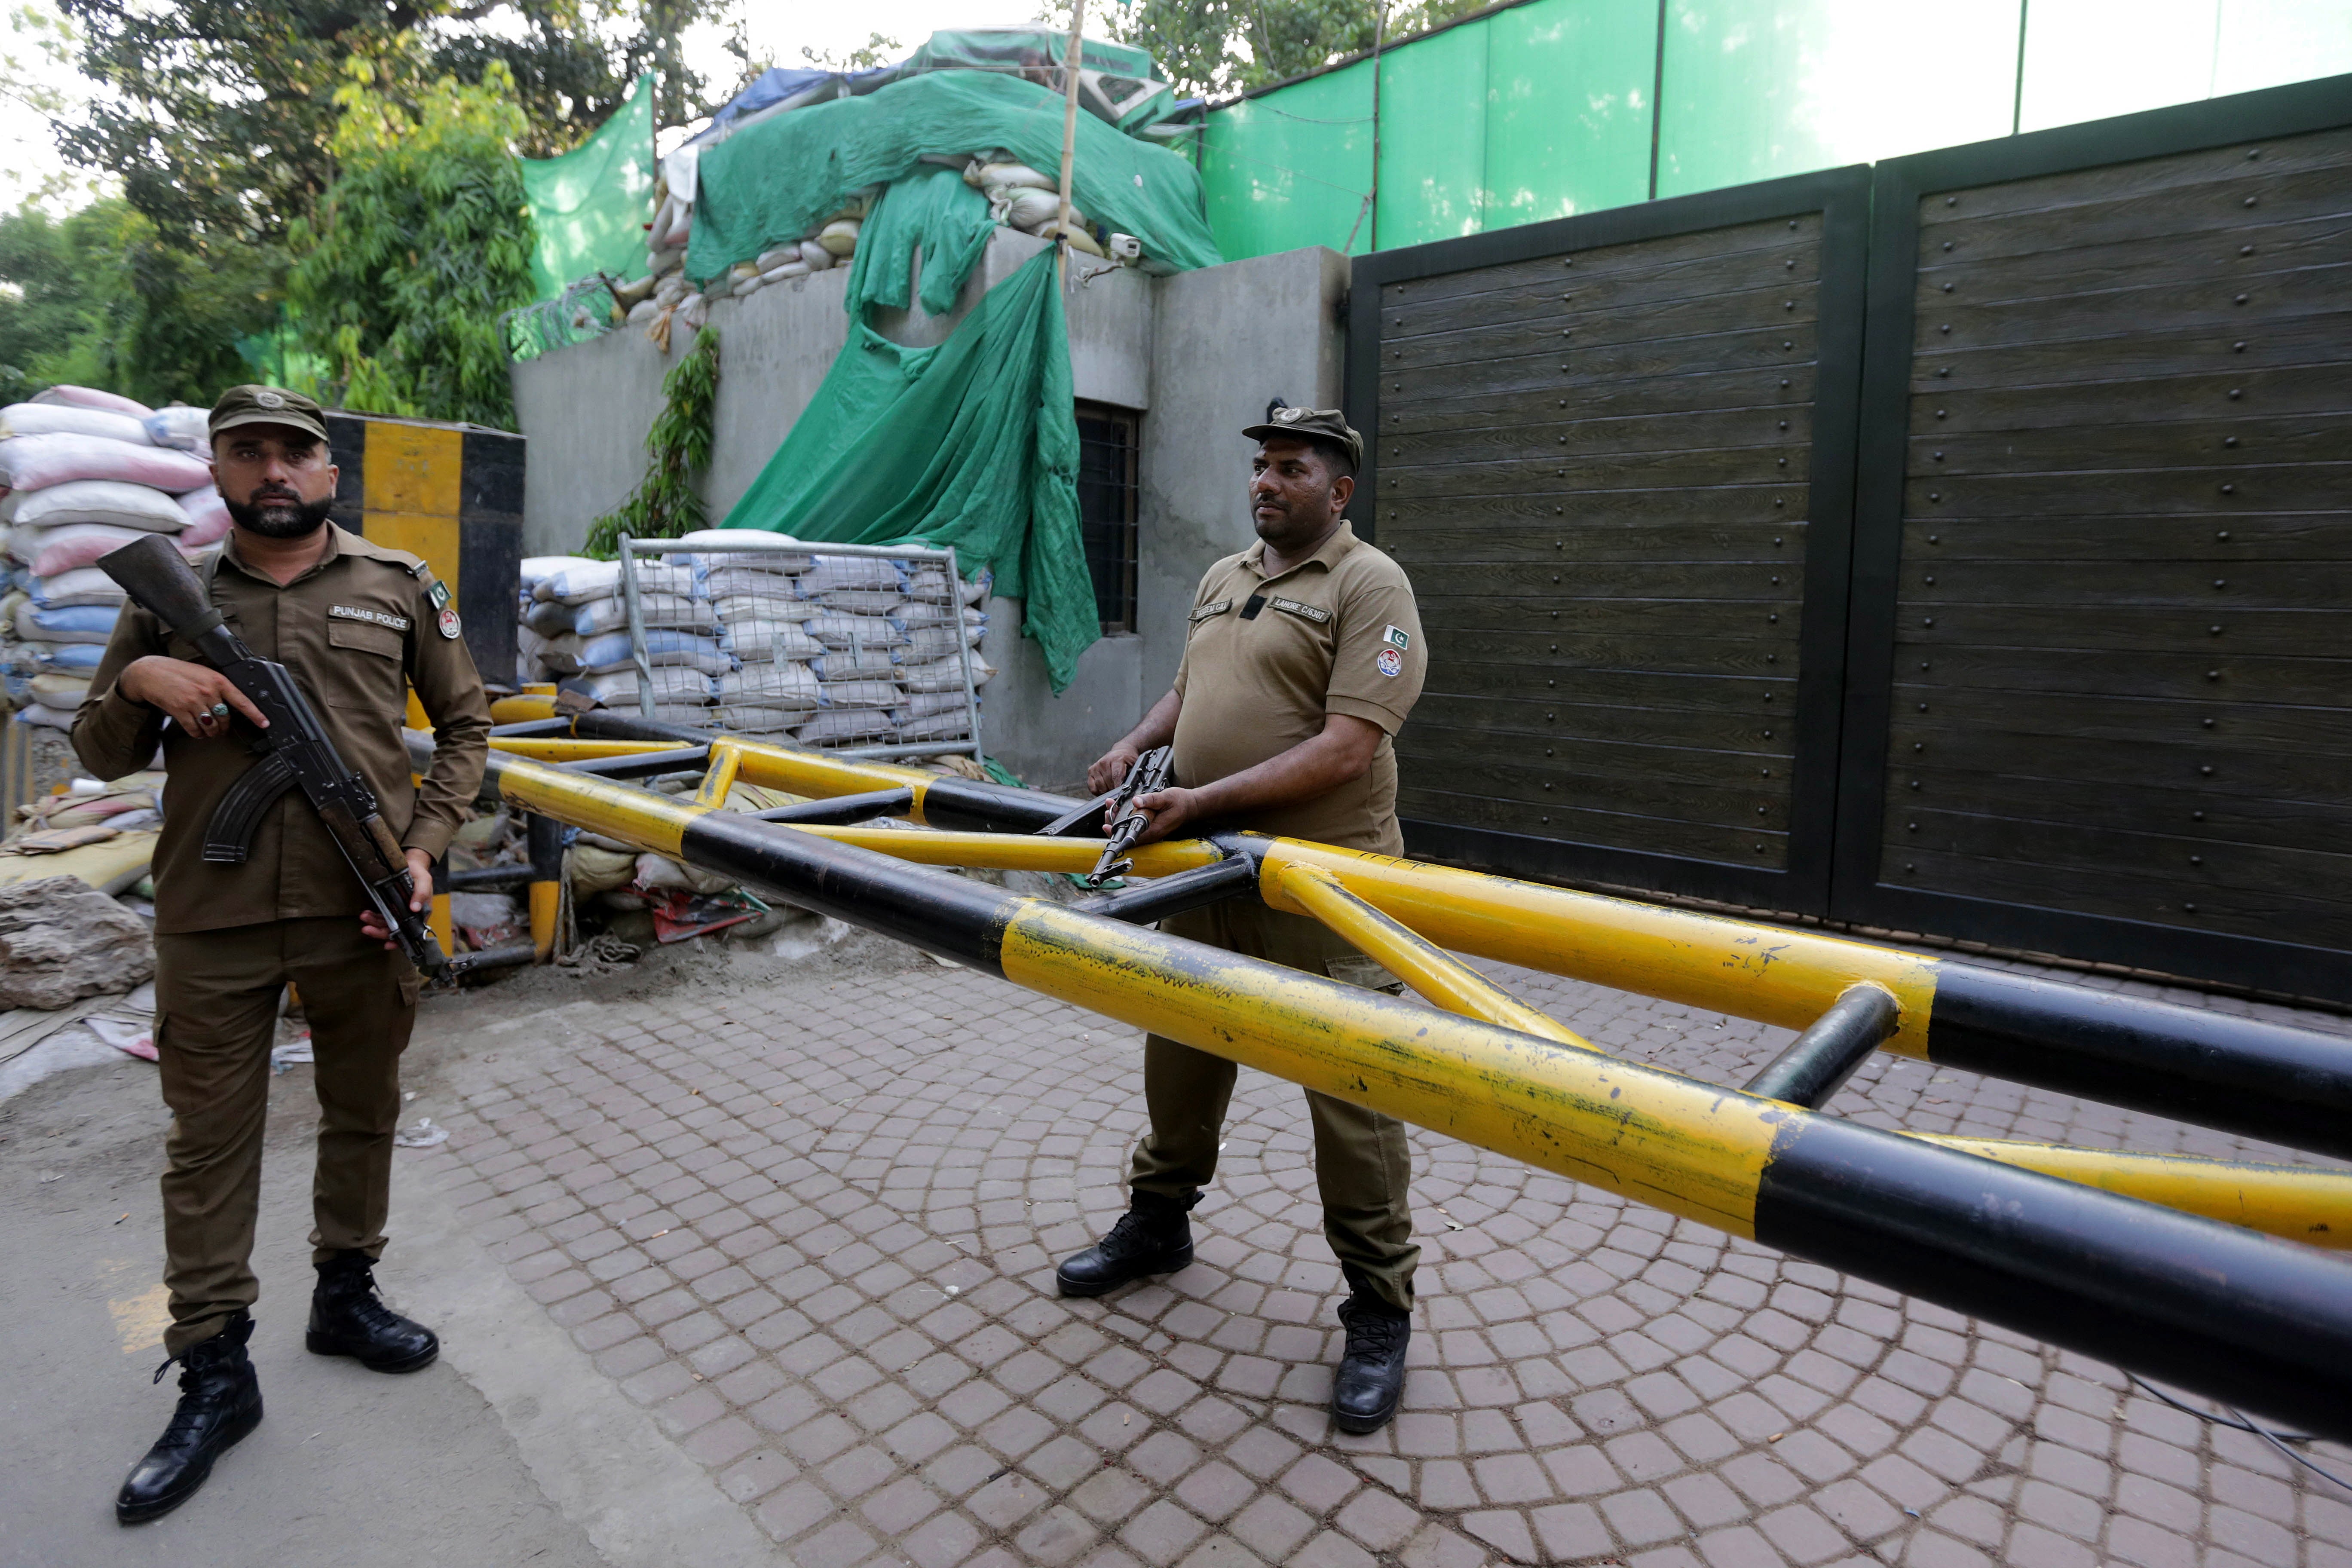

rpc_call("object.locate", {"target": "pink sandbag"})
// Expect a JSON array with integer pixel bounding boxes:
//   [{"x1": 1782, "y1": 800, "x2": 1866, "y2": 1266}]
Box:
[
  {"x1": 27, "y1": 522, "x2": 158, "y2": 578},
  {"x1": 32, "y1": 384, "x2": 153, "y2": 418},
  {"x1": 176, "y1": 484, "x2": 233, "y2": 548},
  {"x1": 0, "y1": 402, "x2": 152, "y2": 445},
  {"x1": 0, "y1": 433, "x2": 211, "y2": 493}
]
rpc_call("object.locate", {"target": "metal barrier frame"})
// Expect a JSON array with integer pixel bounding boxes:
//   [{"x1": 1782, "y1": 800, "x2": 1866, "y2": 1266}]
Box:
[
  {"x1": 617, "y1": 533, "x2": 985, "y2": 763},
  {"x1": 446, "y1": 718, "x2": 2352, "y2": 1439}
]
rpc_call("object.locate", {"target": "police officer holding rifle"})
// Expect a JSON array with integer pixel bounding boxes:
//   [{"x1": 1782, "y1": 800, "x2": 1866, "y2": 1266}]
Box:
[
  {"x1": 72, "y1": 386, "x2": 492, "y2": 1524},
  {"x1": 1059, "y1": 406, "x2": 1430, "y2": 1435}
]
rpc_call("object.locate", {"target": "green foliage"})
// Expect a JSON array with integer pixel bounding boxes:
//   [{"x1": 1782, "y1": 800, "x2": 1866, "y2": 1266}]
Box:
[
  {"x1": 802, "y1": 31, "x2": 902, "y2": 71},
  {"x1": 585, "y1": 328, "x2": 720, "y2": 559},
  {"x1": 1084, "y1": 0, "x2": 1491, "y2": 98},
  {"x1": 288, "y1": 57, "x2": 539, "y2": 428},
  {"x1": 57, "y1": 0, "x2": 745, "y2": 245},
  {"x1": 0, "y1": 198, "x2": 279, "y2": 406}
]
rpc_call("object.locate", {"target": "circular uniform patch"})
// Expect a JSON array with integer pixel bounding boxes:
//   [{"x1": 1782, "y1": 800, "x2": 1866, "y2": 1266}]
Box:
[
  {"x1": 437, "y1": 607, "x2": 463, "y2": 640},
  {"x1": 1376, "y1": 647, "x2": 1403, "y2": 678}
]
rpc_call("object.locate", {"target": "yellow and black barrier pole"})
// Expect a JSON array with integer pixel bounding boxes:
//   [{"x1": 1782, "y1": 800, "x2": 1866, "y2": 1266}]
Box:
[
  {"x1": 491, "y1": 716, "x2": 2352, "y2": 1161},
  {"x1": 468, "y1": 740, "x2": 2352, "y2": 1441}
]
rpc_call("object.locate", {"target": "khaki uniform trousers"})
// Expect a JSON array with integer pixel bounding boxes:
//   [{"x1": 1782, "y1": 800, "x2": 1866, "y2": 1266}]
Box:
[
  {"x1": 153, "y1": 916, "x2": 418, "y2": 1354},
  {"x1": 1128, "y1": 899, "x2": 1420, "y2": 1312}
]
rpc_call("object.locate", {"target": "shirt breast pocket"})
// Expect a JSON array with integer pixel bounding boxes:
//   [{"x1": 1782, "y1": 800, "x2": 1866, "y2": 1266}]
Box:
[{"x1": 322, "y1": 619, "x2": 409, "y2": 714}]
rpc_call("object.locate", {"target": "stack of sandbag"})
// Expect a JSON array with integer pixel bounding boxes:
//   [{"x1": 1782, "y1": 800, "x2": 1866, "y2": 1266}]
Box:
[
  {"x1": 522, "y1": 557, "x2": 724, "y2": 722},
  {"x1": 0, "y1": 389, "x2": 223, "y2": 730},
  {"x1": 673, "y1": 528, "x2": 993, "y2": 750},
  {"x1": 724, "y1": 188, "x2": 872, "y2": 304},
  {"x1": 960, "y1": 154, "x2": 1124, "y2": 260}
]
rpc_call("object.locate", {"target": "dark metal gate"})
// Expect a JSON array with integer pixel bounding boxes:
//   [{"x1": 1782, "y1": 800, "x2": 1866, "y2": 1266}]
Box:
[{"x1": 1349, "y1": 72, "x2": 2352, "y2": 1001}]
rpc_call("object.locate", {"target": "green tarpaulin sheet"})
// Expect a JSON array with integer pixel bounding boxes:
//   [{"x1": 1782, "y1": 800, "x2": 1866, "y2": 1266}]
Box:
[
  {"x1": 840, "y1": 165, "x2": 998, "y2": 318},
  {"x1": 688, "y1": 70, "x2": 1221, "y2": 287},
  {"x1": 718, "y1": 248, "x2": 1094, "y2": 692},
  {"x1": 521, "y1": 73, "x2": 655, "y2": 301}
]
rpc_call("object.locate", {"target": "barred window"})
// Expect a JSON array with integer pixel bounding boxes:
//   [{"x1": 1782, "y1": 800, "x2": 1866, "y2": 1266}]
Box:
[{"x1": 1075, "y1": 404, "x2": 1139, "y2": 635}]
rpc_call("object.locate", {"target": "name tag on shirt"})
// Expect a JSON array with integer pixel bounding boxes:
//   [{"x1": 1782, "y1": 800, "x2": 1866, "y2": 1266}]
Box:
[
  {"x1": 1267, "y1": 597, "x2": 1331, "y2": 624},
  {"x1": 1191, "y1": 599, "x2": 1233, "y2": 622},
  {"x1": 329, "y1": 605, "x2": 412, "y2": 632}
]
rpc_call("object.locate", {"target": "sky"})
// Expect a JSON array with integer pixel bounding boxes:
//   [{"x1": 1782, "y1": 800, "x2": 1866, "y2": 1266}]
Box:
[{"x1": 0, "y1": 0, "x2": 1050, "y2": 210}]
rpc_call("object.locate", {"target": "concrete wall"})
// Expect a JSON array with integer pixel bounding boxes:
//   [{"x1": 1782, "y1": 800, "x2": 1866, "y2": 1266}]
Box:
[{"x1": 505, "y1": 240, "x2": 1345, "y2": 785}]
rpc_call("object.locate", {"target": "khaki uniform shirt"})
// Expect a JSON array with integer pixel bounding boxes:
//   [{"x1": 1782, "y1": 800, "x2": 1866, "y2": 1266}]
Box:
[
  {"x1": 73, "y1": 524, "x2": 493, "y2": 935},
  {"x1": 1172, "y1": 520, "x2": 1427, "y2": 853}
]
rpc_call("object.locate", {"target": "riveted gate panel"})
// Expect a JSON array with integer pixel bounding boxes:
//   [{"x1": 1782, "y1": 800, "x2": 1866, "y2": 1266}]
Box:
[
  {"x1": 1836, "y1": 77, "x2": 2352, "y2": 1000},
  {"x1": 1347, "y1": 168, "x2": 1871, "y2": 912}
]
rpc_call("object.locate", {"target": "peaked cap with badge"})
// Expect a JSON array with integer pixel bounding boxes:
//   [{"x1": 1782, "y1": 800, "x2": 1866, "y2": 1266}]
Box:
[
  {"x1": 208, "y1": 384, "x2": 332, "y2": 446},
  {"x1": 1240, "y1": 405, "x2": 1364, "y2": 471}
]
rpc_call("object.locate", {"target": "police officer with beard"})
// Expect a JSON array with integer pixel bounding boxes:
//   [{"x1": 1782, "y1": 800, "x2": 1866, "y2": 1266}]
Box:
[{"x1": 74, "y1": 387, "x2": 492, "y2": 1524}]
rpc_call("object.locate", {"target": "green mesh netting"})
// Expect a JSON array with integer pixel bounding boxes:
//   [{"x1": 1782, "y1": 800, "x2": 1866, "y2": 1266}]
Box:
[
  {"x1": 687, "y1": 70, "x2": 1221, "y2": 288},
  {"x1": 717, "y1": 247, "x2": 1094, "y2": 692},
  {"x1": 840, "y1": 164, "x2": 999, "y2": 318},
  {"x1": 521, "y1": 72, "x2": 656, "y2": 301}
]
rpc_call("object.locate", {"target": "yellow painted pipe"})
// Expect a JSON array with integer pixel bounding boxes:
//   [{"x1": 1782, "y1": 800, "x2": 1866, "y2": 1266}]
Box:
[
  {"x1": 1909, "y1": 1135, "x2": 2352, "y2": 1250},
  {"x1": 1258, "y1": 839, "x2": 1939, "y2": 1057},
  {"x1": 695, "y1": 741, "x2": 744, "y2": 808},
  {"x1": 785, "y1": 824, "x2": 1224, "y2": 879},
  {"x1": 490, "y1": 694, "x2": 560, "y2": 724},
  {"x1": 490, "y1": 738, "x2": 686, "y2": 763},
  {"x1": 1277, "y1": 862, "x2": 1598, "y2": 1052},
  {"x1": 529, "y1": 879, "x2": 560, "y2": 961}
]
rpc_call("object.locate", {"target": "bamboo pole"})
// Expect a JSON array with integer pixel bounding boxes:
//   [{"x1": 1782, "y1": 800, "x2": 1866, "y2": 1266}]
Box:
[{"x1": 1055, "y1": 0, "x2": 1088, "y2": 280}]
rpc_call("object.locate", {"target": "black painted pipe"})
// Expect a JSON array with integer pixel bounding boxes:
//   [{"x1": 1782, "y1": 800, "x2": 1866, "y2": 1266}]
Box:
[
  {"x1": 750, "y1": 789, "x2": 916, "y2": 826},
  {"x1": 555, "y1": 745, "x2": 713, "y2": 779},
  {"x1": 446, "y1": 865, "x2": 535, "y2": 892},
  {"x1": 1077, "y1": 856, "x2": 1261, "y2": 926},
  {"x1": 488, "y1": 717, "x2": 577, "y2": 739},
  {"x1": 1746, "y1": 984, "x2": 1901, "y2": 1109},
  {"x1": 1928, "y1": 966, "x2": 2352, "y2": 1161}
]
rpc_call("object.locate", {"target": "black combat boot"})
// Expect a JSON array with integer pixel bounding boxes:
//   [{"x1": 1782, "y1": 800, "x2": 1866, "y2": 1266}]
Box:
[
  {"x1": 307, "y1": 1250, "x2": 439, "y2": 1372},
  {"x1": 116, "y1": 1311, "x2": 263, "y2": 1525},
  {"x1": 1055, "y1": 1191, "x2": 1196, "y2": 1297},
  {"x1": 1330, "y1": 1292, "x2": 1412, "y2": 1434}
]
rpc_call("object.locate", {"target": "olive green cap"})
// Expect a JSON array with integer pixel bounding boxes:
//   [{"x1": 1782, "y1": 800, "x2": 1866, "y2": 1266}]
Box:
[
  {"x1": 1241, "y1": 404, "x2": 1363, "y2": 470},
  {"x1": 209, "y1": 385, "x2": 330, "y2": 445}
]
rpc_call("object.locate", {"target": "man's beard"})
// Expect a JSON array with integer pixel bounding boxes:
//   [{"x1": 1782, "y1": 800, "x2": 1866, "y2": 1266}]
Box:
[{"x1": 225, "y1": 489, "x2": 334, "y2": 539}]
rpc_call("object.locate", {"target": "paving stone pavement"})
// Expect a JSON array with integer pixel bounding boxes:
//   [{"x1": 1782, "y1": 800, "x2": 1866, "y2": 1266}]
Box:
[{"x1": 411, "y1": 942, "x2": 2352, "y2": 1568}]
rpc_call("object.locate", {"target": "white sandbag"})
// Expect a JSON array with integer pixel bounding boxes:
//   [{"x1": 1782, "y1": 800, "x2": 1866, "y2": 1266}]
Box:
[
  {"x1": 760, "y1": 262, "x2": 809, "y2": 284},
  {"x1": 634, "y1": 853, "x2": 732, "y2": 895},
  {"x1": 994, "y1": 187, "x2": 1075, "y2": 231},
  {"x1": 711, "y1": 705, "x2": 807, "y2": 734},
  {"x1": 577, "y1": 628, "x2": 727, "y2": 674},
  {"x1": 0, "y1": 434, "x2": 211, "y2": 493},
  {"x1": 680, "y1": 294, "x2": 709, "y2": 328},
  {"x1": 892, "y1": 711, "x2": 975, "y2": 742},
  {"x1": 799, "y1": 240, "x2": 834, "y2": 272},
  {"x1": 520, "y1": 554, "x2": 597, "y2": 591},
  {"x1": 897, "y1": 687, "x2": 971, "y2": 718},
  {"x1": 32, "y1": 384, "x2": 152, "y2": 417},
  {"x1": 816, "y1": 678, "x2": 901, "y2": 709},
  {"x1": 900, "y1": 655, "x2": 996, "y2": 693},
  {"x1": 677, "y1": 529, "x2": 812, "y2": 572},
  {"x1": 717, "y1": 663, "x2": 820, "y2": 707},
  {"x1": 804, "y1": 612, "x2": 906, "y2": 650},
  {"x1": 577, "y1": 667, "x2": 714, "y2": 706},
  {"x1": 517, "y1": 626, "x2": 585, "y2": 676},
  {"x1": 571, "y1": 592, "x2": 711, "y2": 637},
  {"x1": 25, "y1": 523, "x2": 159, "y2": 579},
  {"x1": 0, "y1": 403, "x2": 152, "y2": 445},
  {"x1": 754, "y1": 245, "x2": 799, "y2": 272},
  {"x1": 976, "y1": 161, "x2": 1056, "y2": 192},
  {"x1": 30, "y1": 568, "x2": 127, "y2": 608},
  {"x1": 2, "y1": 478, "x2": 186, "y2": 533},
  {"x1": 795, "y1": 710, "x2": 894, "y2": 745},
  {"x1": 626, "y1": 297, "x2": 660, "y2": 325},
  {"x1": 1029, "y1": 218, "x2": 1105, "y2": 257},
  {"x1": 902, "y1": 624, "x2": 986, "y2": 663},
  {"x1": 895, "y1": 600, "x2": 984, "y2": 630},
  {"x1": 817, "y1": 220, "x2": 860, "y2": 257},
  {"x1": 175, "y1": 485, "x2": 232, "y2": 548},
  {"x1": 143, "y1": 406, "x2": 211, "y2": 452},
  {"x1": 717, "y1": 614, "x2": 824, "y2": 664},
  {"x1": 13, "y1": 702, "x2": 77, "y2": 731},
  {"x1": 814, "y1": 589, "x2": 903, "y2": 616},
  {"x1": 16, "y1": 601, "x2": 119, "y2": 644},
  {"x1": 530, "y1": 560, "x2": 695, "y2": 603},
  {"x1": 28, "y1": 672, "x2": 90, "y2": 707},
  {"x1": 801, "y1": 554, "x2": 903, "y2": 594},
  {"x1": 732, "y1": 274, "x2": 766, "y2": 299},
  {"x1": 808, "y1": 647, "x2": 897, "y2": 680}
]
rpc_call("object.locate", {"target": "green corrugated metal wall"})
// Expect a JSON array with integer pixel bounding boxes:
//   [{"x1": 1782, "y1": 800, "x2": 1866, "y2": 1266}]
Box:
[{"x1": 1198, "y1": 0, "x2": 2352, "y2": 260}]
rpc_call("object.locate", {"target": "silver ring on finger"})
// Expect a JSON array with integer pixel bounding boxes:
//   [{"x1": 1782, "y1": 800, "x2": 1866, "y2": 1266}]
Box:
[{"x1": 209, "y1": 701, "x2": 230, "y2": 717}]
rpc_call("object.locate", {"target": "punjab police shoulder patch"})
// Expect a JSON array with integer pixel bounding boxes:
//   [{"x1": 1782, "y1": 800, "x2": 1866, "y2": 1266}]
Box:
[
  {"x1": 1376, "y1": 647, "x2": 1404, "y2": 677},
  {"x1": 437, "y1": 607, "x2": 462, "y2": 640}
]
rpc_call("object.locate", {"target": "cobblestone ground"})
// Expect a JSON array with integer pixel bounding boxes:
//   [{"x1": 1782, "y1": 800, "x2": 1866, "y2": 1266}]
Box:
[{"x1": 413, "y1": 941, "x2": 2352, "y2": 1568}]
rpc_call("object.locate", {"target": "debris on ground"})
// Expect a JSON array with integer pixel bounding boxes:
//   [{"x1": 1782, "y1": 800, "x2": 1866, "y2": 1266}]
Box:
[{"x1": 0, "y1": 874, "x2": 154, "y2": 1008}]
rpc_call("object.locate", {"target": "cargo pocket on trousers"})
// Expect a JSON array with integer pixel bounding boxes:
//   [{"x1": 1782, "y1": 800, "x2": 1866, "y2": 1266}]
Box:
[{"x1": 397, "y1": 970, "x2": 421, "y2": 1008}]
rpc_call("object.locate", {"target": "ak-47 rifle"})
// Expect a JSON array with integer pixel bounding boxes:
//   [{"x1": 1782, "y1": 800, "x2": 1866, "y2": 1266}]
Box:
[
  {"x1": 1085, "y1": 744, "x2": 1174, "y2": 888},
  {"x1": 97, "y1": 534, "x2": 455, "y2": 978}
]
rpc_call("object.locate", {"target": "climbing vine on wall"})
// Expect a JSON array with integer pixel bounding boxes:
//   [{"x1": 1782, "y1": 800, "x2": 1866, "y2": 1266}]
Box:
[{"x1": 585, "y1": 326, "x2": 722, "y2": 559}]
